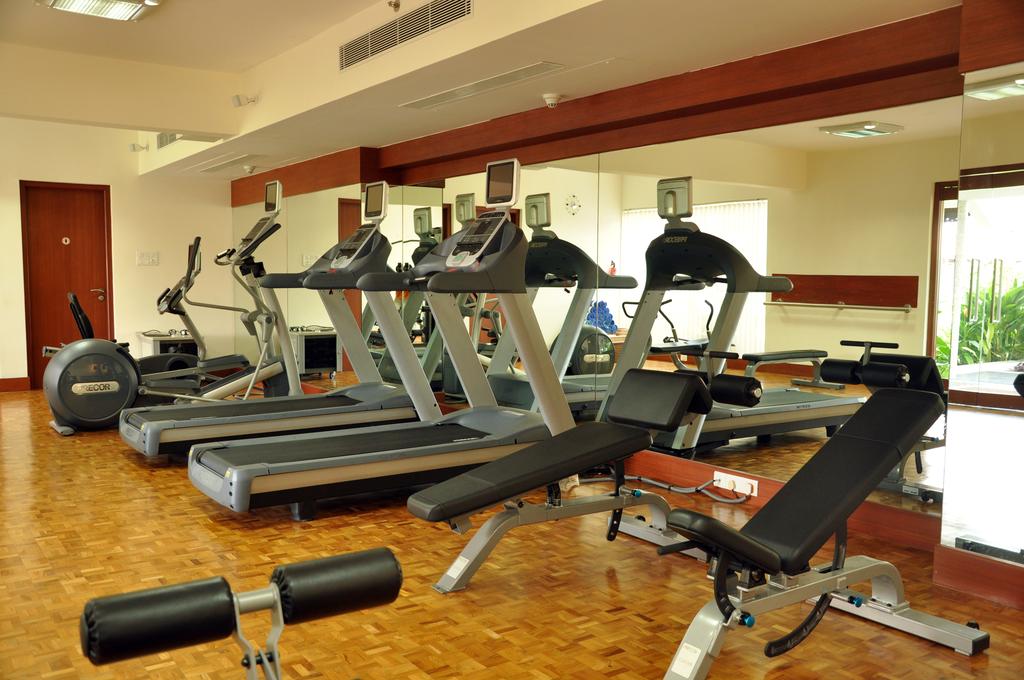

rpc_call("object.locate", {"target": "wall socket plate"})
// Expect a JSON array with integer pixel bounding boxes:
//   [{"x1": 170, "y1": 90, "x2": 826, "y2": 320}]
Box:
[
  {"x1": 302, "y1": 254, "x2": 316, "y2": 267},
  {"x1": 136, "y1": 251, "x2": 160, "y2": 266},
  {"x1": 712, "y1": 470, "x2": 758, "y2": 497}
]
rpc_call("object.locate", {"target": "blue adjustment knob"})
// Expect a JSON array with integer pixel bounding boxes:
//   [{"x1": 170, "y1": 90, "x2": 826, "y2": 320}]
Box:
[
  {"x1": 739, "y1": 613, "x2": 755, "y2": 627},
  {"x1": 848, "y1": 595, "x2": 864, "y2": 607},
  {"x1": 632, "y1": 490, "x2": 643, "y2": 497}
]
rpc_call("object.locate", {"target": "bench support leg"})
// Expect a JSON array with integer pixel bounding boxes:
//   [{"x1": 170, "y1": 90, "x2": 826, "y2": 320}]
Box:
[
  {"x1": 434, "y1": 489, "x2": 692, "y2": 594},
  {"x1": 663, "y1": 555, "x2": 989, "y2": 679}
]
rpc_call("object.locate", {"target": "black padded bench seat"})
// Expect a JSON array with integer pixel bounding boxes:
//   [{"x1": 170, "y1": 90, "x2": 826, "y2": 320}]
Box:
[
  {"x1": 741, "y1": 349, "x2": 827, "y2": 362},
  {"x1": 408, "y1": 422, "x2": 650, "y2": 522},
  {"x1": 409, "y1": 369, "x2": 712, "y2": 523},
  {"x1": 668, "y1": 388, "x2": 944, "y2": 575}
]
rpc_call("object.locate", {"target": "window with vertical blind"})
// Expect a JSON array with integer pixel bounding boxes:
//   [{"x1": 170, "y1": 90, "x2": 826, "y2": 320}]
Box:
[{"x1": 608, "y1": 199, "x2": 768, "y2": 353}]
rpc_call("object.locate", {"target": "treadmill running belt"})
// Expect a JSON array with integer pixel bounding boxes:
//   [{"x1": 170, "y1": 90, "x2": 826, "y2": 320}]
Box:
[
  {"x1": 129, "y1": 394, "x2": 360, "y2": 423},
  {"x1": 198, "y1": 423, "x2": 487, "y2": 474}
]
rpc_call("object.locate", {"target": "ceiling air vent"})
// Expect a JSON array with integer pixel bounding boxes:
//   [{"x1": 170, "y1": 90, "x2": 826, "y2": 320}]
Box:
[
  {"x1": 339, "y1": 0, "x2": 472, "y2": 70},
  {"x1": 401, "y1": 61, "x2": 565, "y2": 110}
]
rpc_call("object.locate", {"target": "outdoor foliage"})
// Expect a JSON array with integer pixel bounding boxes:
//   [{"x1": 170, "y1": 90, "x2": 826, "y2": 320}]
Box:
[{"x1": 936, "y1": 280, "x2": 1024, "y2": 377}]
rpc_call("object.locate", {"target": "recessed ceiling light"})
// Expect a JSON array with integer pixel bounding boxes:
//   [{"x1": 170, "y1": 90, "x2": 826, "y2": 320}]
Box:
[
  {"x1": 819, "y1": 121, "x2": 904, "y2": 139},
  {"x1": 41, "y1": 0, "x2": 157, "y2": 22},
  {"x1": 965, "y1": 75, "x2": 1024, "y2": 101}
]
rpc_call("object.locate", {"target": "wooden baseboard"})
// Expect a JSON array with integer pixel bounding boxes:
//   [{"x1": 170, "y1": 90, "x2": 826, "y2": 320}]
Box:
[
  {"x1": 626, "y1": 451, "x2": 940, "y2": 551},
  {"x1": 933, "y1": 543, "x2": 1024, "y2": 609},
  {"x1": 0, "y1": 377, "x2": 31, "y2": 392}
]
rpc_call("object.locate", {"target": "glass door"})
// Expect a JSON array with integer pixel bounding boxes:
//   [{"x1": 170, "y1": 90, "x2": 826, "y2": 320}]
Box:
[{"x1": 944, "y1": 184, "x2": 1024, "y2": 405}]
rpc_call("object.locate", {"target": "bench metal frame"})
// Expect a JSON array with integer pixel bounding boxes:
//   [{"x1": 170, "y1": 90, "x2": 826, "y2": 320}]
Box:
[
  {"x1": 664, "y1": 554, "x2": 987, "y2": 679},
  {"x1": 434, "y1": 485, "x2": 703, "y2": 593}
]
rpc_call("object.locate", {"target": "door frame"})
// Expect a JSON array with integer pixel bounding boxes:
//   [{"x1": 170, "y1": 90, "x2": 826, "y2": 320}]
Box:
[
  {"x1": 928, "y1": 180, "x2": 959, "y2": 357},
  {"x1": 20, "y1": 180, "x2": 113, "y2": 386},
  {"x1": 933, "y1": 163, "x2": 1024, "y2": 410}
]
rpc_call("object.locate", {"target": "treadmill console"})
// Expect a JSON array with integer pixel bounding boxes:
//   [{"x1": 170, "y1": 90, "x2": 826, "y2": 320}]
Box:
[
  {"x1": 446, "y1": 214, "x2": 505, "y2": 268},
  {"x1": 330, "y1": 224, "x2": 378, "y2": 269},
  {"x1": 445, "y1": 159, "x2": 520, "y2": 268}
]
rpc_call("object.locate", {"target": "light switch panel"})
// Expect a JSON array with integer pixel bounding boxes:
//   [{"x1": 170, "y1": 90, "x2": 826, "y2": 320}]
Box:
[{"x1": 136, "y1": 251, "x2": 160, "y2": 266}]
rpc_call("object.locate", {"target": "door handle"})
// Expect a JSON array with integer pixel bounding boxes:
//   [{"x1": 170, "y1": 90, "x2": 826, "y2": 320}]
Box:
[
  {"x1": 991, "y1": 259, "x2": 1003, "y2": 323},
  {"x1": 90, "y1": 288, "x2": 106, "y2": 301},
  {"x1": 967, "y1": 259, "x2": 979, "y2": 321}
]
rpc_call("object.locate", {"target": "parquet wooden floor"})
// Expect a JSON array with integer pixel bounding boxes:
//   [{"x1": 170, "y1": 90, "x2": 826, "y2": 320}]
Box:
[{"x1": 1, "y1": 388, "x2": 1021, "y2": 679}]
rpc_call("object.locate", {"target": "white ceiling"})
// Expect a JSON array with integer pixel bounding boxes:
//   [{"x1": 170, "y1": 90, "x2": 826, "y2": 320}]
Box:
[
  {"x1": 0, "y1": 0, "x2": 379, "y2": 71},
  {"x1": 728, "y1": 97, "x2": 965, "y2": 151},
  {"x1": 153, "y1": 0, "x2": 961, "y2": 176}
]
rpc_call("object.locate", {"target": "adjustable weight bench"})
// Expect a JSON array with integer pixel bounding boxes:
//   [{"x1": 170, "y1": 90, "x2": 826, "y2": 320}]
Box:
[
  {"x1": 80, "y1": 548, "x2": 402, "y2": 679},
  {"x1": 408, "y1": 369, "x2": 713, "y2": 593},
  {"x1": 661, "y1": 388, "x2": 988, "y2": 680}
]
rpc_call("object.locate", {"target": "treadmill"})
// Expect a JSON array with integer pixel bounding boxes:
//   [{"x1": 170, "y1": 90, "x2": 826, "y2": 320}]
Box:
[
  {"x1": 187, "y1": 159, "x2": 576, "y2": 520},
  {"x1": 119, "y1": 182, "x2": 420, "y2": 457},
  {"x1": 487, "y1": 192, "x2": 636, "y2": 419},
  {"x1": 599, "y1": 177, "x2": 864, "y2": 455}
]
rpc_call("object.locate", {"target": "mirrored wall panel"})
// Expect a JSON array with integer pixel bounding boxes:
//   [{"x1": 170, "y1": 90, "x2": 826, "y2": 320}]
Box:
[
  {"x1": 940, "y1": 61, "x2": 1024, "y2": 562},
  {"x1": 597, "y1": 97, "x2": 963, "y2": 515}
]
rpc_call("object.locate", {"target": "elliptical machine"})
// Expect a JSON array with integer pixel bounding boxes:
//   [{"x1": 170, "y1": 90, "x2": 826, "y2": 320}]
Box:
[{"x1": 43, "y1": 181, "x2": 301, "y2": 435}]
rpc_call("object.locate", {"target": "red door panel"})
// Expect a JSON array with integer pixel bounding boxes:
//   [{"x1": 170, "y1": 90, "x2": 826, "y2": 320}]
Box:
[{"x1": 22, "y1": 182, "x2": 112, "y2": 388}]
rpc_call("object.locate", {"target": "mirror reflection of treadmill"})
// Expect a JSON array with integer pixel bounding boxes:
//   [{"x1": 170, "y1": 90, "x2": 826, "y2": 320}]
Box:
[
  {"x1": 184, "y1": 159, "x2": 573, "y2": 521},
  {"x1": 119, "y1": 182, "x2": 422, "y2": 458}
]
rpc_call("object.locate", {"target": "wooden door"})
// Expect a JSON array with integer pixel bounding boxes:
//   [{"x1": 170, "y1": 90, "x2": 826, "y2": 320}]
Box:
[
  {"x1": 21, "y1": 181, "x2": 113, "y2": 388},
  {"x1": 338, "y1": 198, "x2": 363, "y2": 371}
]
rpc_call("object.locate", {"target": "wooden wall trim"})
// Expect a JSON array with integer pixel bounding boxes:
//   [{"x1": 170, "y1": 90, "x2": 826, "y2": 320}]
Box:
[
  {"x1": 395, "y1": 67, "x2": 964, "y2": 185},
  {"x1": 380, "y1": 9, "x2": 960, "y2": 174},
  {"x1": 959, "y1": 0, "x2": 1024, "y2": 73},
  {"x1": 771, "y1": 274, "x2": 919, "y2": 309},
  {"x1": 933, "y1": 543, "x2": 1024, "y2": 609},
  {"x1": 0, "y1": 377, "x2": 31, "y2": 392},
  {"x1": 231, "y1": 147, "x2": 385, "y2": 207},
  {"x1": 626, "y1": 451, "x2": 940, "y2": 551}
]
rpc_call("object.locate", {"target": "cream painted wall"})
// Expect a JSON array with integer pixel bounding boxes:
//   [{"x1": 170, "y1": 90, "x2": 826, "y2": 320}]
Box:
[
  {"x1": 0, "y1": 116, "x2": 234, "y2": 379},
  {"x1": 613, "y1": 135, "x2": 960, "y2": 359},
  {"x1": 961, "y1": 109, "x2": 1024, "y2": 169}
]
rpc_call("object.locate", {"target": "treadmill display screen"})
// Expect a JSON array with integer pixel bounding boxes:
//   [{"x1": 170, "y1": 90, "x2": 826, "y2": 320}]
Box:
[
  {"x1": 486, "y1": 161, "x2": 515, "y2": 205},
  {"x1": 364, "y1": 183, "x2": 384, "y2": 219},
  {"x1": 264, "y1": 181, "x2": 282, "y2": 212}
]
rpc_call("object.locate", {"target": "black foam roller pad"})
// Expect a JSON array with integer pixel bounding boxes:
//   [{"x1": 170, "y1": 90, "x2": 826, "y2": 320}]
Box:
[
  {"x1": 80, "y1": 577, "x2": 236, "y2": 665},
  {"x1": 860, "y1": 361, "x2": 910, "y2": 388},
  {"x1": 1014, "y1": 372, "x2": 1024, "y2": 398},
  {"x1": 709, "y1": 374, "x2": 762, "y2": 407},
  {"x1": 271, "y1": 548, "x2": 402, "y2": 625},
  {"x1": 820, "y1": 359, "x2": 862, "y2": 385}
]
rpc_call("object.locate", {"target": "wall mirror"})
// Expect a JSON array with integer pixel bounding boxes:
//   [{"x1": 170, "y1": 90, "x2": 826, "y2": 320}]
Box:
[
  {"x1": 940, "y1": 61, "x2": 1024, "y2": 565},
  {"x1": 440, "y1": 157, "x2": 604, "y2": 412},
  {"x1": 596, "y1": 96, "x2": 963, "y2": 517}
]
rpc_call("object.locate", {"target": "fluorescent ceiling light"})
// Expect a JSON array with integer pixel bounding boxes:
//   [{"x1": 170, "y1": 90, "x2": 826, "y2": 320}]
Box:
[
  {"x1": 43, "y1": 0, "x2": 153, "y2": 21},
  {"x1": 820, "y1": 121, "x2": 904, "y2": 139},
  {"x1": 965, "y1": 75, "x2": 1024, "y2": 101}
]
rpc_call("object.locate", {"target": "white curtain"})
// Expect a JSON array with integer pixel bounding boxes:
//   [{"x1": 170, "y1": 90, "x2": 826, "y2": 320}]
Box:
[{"x1": 608, "y1": 200, "x2": 768, "y2": 353}]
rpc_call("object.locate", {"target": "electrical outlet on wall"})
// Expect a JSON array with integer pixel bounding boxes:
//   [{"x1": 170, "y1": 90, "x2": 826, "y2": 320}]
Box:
[
  {"x1": 302, "y1": 254, "x2": 316, "y2": 267},
  {"x1": 136, "y1": 251, "x2": 160, "y2": 266}
]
